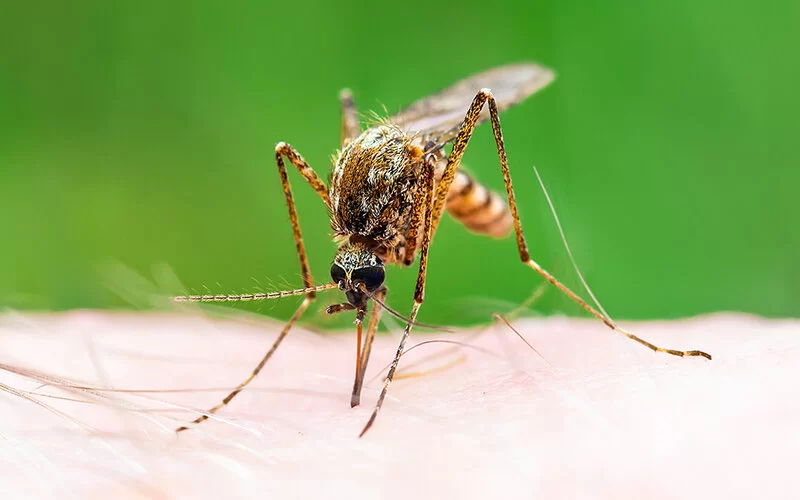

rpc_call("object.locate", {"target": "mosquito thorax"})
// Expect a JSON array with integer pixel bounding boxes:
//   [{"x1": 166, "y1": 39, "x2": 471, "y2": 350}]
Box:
[
  {"x1": 331, "y1": 241, "x2": 386, "y2": 307},
  {"x1": 328, "y1": 123, "x2": 424, "y2": 248}
]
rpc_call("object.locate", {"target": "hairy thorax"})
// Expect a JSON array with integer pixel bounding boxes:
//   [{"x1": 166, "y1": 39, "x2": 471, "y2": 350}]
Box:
[{"x1": 329, "y1": 125, "x2": 425, "y2": 264}]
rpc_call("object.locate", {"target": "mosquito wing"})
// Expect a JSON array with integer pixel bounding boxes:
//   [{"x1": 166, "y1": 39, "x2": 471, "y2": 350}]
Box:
[{"x1": 390, "y1": 63, "x2": 555, "y2": 149}]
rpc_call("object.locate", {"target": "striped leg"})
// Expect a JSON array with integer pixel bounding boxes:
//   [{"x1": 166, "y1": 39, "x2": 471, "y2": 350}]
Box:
[
  {"x1": 429, "y1": 89, "x2": 711, "y2": 360},
  {"x1": 175, "y1": 142, "x2": 331, "y2": 432},
  {"x1": 359, "y1": 154, "x2": 437, "y2": 437}
]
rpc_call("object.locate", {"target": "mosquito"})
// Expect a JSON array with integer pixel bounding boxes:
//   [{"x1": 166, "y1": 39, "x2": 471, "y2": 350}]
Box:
[{"x1": 172, "y1": 63, "x2": 711, "y2": 437}]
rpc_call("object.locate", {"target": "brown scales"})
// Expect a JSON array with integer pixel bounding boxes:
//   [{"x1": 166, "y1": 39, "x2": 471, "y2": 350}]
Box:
[
  {"x1": 172, "y1": 63, "x2": 711, "y2": 437},
  {"x1": 330, "y1": 124, "x2": 424, "y2": 264},
  {"x1": 329, "y1": 123, "x2": 513, "y2": 266}
]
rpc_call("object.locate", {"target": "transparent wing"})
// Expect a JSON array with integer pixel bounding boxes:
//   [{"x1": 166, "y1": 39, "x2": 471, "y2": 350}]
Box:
[{"x1": 390, "y1": 63, "x2": 555, "y2": 148}]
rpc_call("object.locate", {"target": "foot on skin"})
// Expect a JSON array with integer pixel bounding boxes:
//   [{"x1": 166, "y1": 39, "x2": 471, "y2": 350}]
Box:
[{"x1": 0, "y1": 311, "x2": 797, "y2": 498}]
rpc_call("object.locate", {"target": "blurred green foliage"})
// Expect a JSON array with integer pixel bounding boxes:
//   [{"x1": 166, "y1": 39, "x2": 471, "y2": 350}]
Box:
[{"x1": 1, "y1": 1, "x2": 797, "y2": 326}]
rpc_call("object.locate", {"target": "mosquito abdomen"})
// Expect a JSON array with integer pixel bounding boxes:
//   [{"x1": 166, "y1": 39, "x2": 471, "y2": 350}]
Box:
[{"x1": 445, "y1": 170, "x2": 513, "y2": 238}]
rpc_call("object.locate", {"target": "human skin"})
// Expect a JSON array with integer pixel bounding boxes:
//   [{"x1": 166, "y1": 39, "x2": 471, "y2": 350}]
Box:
[{"x1": 0, "y1": 311, "x2": 797, "y2": 499}]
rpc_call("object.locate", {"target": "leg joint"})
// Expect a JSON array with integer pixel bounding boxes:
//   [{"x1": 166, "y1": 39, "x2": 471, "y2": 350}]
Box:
[{"x1": 339, "y1": 88, "x2": 354, "y2": 103}]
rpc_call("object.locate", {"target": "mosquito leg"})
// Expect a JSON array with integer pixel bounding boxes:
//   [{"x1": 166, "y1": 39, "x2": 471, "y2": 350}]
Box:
[
  {"x1": 276, "y1": 142, "x2": 331, "y2": 209},
  {"x1": 175, "y1": 143, "x2": 327, "y2": 432},
  {"x1": 351, "y1": 286, "x2": 386, "y2": 407},
  {"x1": 359, "y1": 155, "x2": 436, "y2": 437},
  {"x1": 175, "y1": 297, "x2": 312, "y2": 432},
  {"x1": 403, "y1": 154, "x2": 437, "y2": 265},
  {"x1": 326, "y1": 303, "x2": 356, "y2": 315},
  {"x1": 340, "y1": 89, "x2": 361, "y2": 146},
  {"x1": 429, "y1": 89, "x2": 711, "y2": 360}
]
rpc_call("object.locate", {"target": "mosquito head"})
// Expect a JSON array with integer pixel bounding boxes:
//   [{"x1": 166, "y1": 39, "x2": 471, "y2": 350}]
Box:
[{"x1": 331, "y1": 241, "x2": 385, "y2": 308}]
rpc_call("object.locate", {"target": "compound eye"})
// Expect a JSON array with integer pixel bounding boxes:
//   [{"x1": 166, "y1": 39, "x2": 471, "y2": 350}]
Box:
[
  {"x1": 351, "y1": 266, "x2": 385, "y2": 292},
  {"x1": 330, "y1": 263, "x2": 346, "y2": 285}
]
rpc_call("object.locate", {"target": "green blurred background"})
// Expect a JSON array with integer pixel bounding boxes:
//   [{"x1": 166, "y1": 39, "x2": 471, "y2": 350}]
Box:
[{"x1": 1, "y1": 1, "x2": 797, "y2": 326}]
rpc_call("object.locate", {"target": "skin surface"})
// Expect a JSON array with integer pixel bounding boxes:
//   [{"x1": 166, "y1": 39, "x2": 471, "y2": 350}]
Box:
[{"x1": 0, "y1": 311, "x2": 797, "y2": 499}]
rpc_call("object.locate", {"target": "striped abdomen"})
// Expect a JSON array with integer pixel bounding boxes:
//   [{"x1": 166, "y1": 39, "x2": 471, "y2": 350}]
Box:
[{"x1": 445, "y1": 170, "x2": 513, "y2": 238}]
